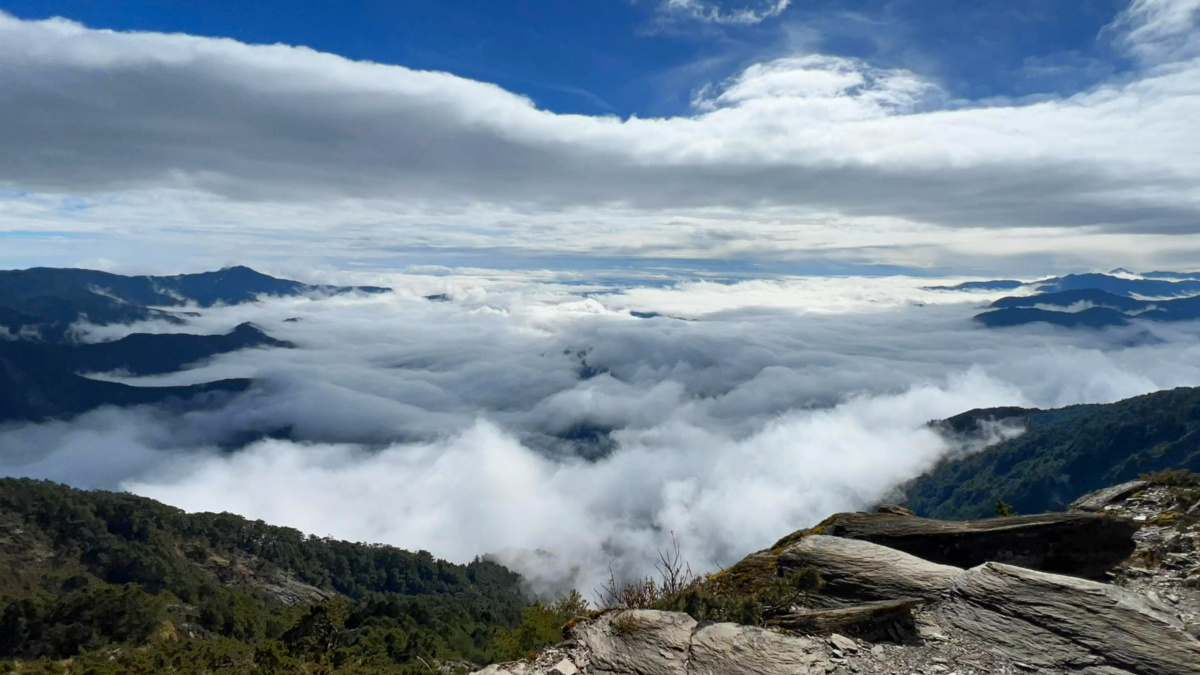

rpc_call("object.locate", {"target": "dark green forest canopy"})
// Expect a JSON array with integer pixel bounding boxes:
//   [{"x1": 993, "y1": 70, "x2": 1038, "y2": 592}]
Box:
[
  {"x1": 904, "y1": 386, "x2": 1200, "y2": 519},
  {"x1": 0, "y1": 478, "x2": 530, "y2": 673}
]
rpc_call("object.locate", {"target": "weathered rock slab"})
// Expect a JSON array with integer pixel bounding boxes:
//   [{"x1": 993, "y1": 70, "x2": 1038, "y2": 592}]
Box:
[
  {"x1": 874, "y1": 504, "x2": 915, "y2": 516},
  {"x1": 568, "y1": 610, "x2": 695, "y2": 675},
  {"x1": 483, "y1": 612, "x2": 829, "y2": 675},
  {"x1": 943, "y1": 562, "x2": 1200, "y2": 675},
  {"x1": 768, "y1": 597, "x2": 921, "y2": 641},
  {"x1": 689, "y1": 623, "x2": 822, "y2": 675},
  {"x1": 1070, "y1": 480, "x2": 1149, "y2": 512},
  {"x1": 812, "y1": 510, "x2": 1137, "y2": 578},
  {"x1": 779, "y1": 534, "x2": 962, "y2": 601}
]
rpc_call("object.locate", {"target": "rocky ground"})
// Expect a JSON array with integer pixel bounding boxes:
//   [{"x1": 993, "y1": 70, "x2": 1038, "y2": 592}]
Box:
[
  {"x1": 473, "y1": 479, "x2": 1200, "y2": 675},
  {"x1": 1094, "y1": 481, "x2": 1200, "y2": 634}
]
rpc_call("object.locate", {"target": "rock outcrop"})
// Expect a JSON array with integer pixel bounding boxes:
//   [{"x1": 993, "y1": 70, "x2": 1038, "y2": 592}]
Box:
[
  {"x1": 1069, "y1": 480, "x2": 1149, "y2": 512},
  {"x1": 472, "y1": 479, "x2": 1200, "y2": 675},
  {"x1": 944, "y1": 562, "x2": 1200, "y2": 674},
  {"x1": 475, "y1": 611, "x2": 828, "y2": 675},
  {"x1": 1087, "y1": 480, "x2": 1200, "y2": 637},
  {"x1": 802, "y1": 510, "x2": 1139, "y2": 578},
  {"x1": 766, "y1": 598, "x2": 920, "y2": 641},
  {"x1": 689, "y1": 623, "x2": 822, "y2": 675},
  {"x1": 778, "y1": 535, "x2": 960, "y2": 601},
  {"x1": 573, "y1": 610, "x2": 694, "y2": 675}
]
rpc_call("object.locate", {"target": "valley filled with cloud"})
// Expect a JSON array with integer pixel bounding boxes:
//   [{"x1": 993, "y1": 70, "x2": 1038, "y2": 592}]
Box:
[
  {"x1": 4, "y1": 273, "x2": 1199, "y2": 594},
  {"x1": 3, "y1": 0, "x2": 1200, "y2": 599},
  {"x1": 4, "y1": 2, "x2": 1200, "y2": 673}
]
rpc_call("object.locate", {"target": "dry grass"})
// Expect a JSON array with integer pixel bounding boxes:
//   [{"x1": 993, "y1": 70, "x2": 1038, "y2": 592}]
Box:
[
  {"x1": 594, "y1": 532, "x2": 700, "y2": 610},
  {"x1": 611, "y1": 613, "x2": 645, "y2": 635},
  {"x1": 592, "y1": 532, "x2": 822, "y2": 628}
]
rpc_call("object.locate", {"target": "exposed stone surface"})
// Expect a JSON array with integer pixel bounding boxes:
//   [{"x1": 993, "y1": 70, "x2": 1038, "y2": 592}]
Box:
[
  {"x1": 767, "y1": 598, "x2": 920, "y2": 641},
  {"x1": 1070, "y1": 480, "x2": 1149, "y2": 512},
  {"x1": 1096, "y1": 483, "x2": 1200, "y2": 641},
  {"x1": 943, "y1": 562, "x2": 1200, "y2": 674},
  {"x1": 474, "y1": 648, "x2": 587, "y2": 675},
  {"x1": 827, "y1": 633, "x2": 857, "y2": 653},
  {"x1": 689, "y1": 623, "x2": 822, "y2": 675},
  {"x1": 480, "y1": 612, "x2": 827, "y2": 675},
  {"x1": 810, "y1": 510, "x2": 1138, "y2": 578},
  {"x1": 779, "y1": 534, "x2": 961, "y2": 601},
  {"x1": 475, "y1": 590, "x2": 1200, "y2": 675},
  {"x1": 571, "y1": 610, "x2": 695, "y2": 675},
  {"x1": 200, "y1": 549, "x2": 336, "y2": 605},
  {"x1": 874, "y1": 504, "x2": 915, "y2": 517},
  {"x1": 471, "y1": 480, "x2": 1200, "y2": 675}
]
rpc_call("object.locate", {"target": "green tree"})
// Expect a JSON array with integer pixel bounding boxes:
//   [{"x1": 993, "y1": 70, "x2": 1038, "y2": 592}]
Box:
[{"x1": 494, "y1": 591, "x2": 589, "y2": 660}]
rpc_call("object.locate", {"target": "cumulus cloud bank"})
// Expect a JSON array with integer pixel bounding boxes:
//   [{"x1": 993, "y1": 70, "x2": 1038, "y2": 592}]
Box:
[
  {"x1": 2, "y1": 1, "x2": 1200, "y2": 271},
  {"x1": 1, "y1": 8, "x2": 1194, "y2": 224},
  {"x1": 3, "y1": 275, "x2": 1200, "y2": 593}
]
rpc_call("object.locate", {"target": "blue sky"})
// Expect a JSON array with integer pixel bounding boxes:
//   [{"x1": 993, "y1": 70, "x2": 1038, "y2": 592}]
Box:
[
  {"x1": 0, "y1": 0, "x2": 1135, "y2": 115},
  {"x1": 0, "y1": 0, "x2": 1198, "y2": 276}
]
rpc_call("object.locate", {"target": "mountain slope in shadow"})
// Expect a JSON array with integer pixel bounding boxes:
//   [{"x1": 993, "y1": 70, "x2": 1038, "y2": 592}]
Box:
[
  {"x1": 903, "y1": 387, "x2": 1200, "y2": 519},
  {"x1": 0, "y1": 338, "x2": 251, "y2": 423},
  {"x1": 0, "y1": 265, "x2": 389, "y2": 334}
]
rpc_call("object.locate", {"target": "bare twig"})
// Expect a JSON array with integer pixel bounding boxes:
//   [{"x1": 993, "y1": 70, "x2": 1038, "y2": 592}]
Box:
[{"x1": 594, "y1": 532, "x2": 699, "y2": 609}]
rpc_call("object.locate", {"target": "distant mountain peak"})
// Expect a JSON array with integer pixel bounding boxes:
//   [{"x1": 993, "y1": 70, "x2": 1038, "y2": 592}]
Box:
[
  {"x1": 215, "y1": 265, "x2": 268, "y2": 276},
  {"x1": 0, "y1": 266, "x2": 391, "y2": 335},
  {"x1": 976, "y1": 273, "x2": 1200, "y2": 329}
]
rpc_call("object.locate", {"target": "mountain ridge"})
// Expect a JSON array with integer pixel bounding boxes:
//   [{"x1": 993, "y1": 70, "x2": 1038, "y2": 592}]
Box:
[
  {"x1": 0, "y1": 265, "x2": 389, "y2": 337},
  {"x1": 903, "y1": 386, "x2": 1200, "y2": 519},
  {"x1": 0, "y1": 266, "x2": 351, "y2": 424},
  {"x1": 0, "y1": 477, "x2": 528, "y2": 673}
]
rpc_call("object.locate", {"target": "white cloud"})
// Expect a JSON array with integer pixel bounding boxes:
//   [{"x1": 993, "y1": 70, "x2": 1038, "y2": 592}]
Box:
[
  {"x1": 1109, "y1": 0, "x2": 1200, "y2": 64},
  {"x1": 5, "y1": 1, "x2": 1200, "y2": 599},
  {"x1": 691, "y1": 54, "x2": 936, "y2": 116},
  {"x1": 661, "y1": 0, "x2": 791, "y2": 25},
  {"x1": 4, "y1": 277, "x2": 1200, "y2": 592},
  {"x1": 1, "y1": 5, "x2": 1200, "y2": 273}
]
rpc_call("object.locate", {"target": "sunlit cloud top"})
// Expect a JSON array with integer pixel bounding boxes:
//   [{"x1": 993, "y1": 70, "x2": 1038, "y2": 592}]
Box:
[{"x1": 0, "y1": 1, "x2": 1198, "y2": 275}]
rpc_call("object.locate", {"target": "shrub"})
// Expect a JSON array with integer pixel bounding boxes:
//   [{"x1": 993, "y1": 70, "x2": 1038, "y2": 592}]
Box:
[
  {"x1": 492, "y1": 591, "x2": 589, "y2": 661},
  {"x1": 596, "y1": 533, "x2": 697, "y2": 610},
  {"x1": 1141, "y1": 469, "x2": 1200, "y2": 488},
  {"x1": 653, "y1": 567, "x2": 822, "y2": 626}
]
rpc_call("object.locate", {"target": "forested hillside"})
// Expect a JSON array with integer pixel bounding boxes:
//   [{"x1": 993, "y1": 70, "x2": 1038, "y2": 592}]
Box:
[
  {"x1": 0, "y1": 479, "x2": 530, "y2": 674},
  {"x1": 904, "y1": 387, "x2": 1200, "y2": 518}
]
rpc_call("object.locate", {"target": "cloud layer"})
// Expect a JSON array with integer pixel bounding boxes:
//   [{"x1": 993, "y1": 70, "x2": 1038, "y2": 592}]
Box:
[
  {"x1": 1, "y1": 2, "x2": 1200, "y2": 272},
  {"x1": 1, "y1": 9, "x2": 1195, "y2": 223},
  {"x1": 3, "y1": 275, "x2": 1200, "y2": 593}
]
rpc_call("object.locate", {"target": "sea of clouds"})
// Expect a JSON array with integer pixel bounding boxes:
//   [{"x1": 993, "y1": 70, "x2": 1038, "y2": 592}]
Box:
[{"x1": 4, "y1": 272, "x2": 1200, "y2": 595}]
